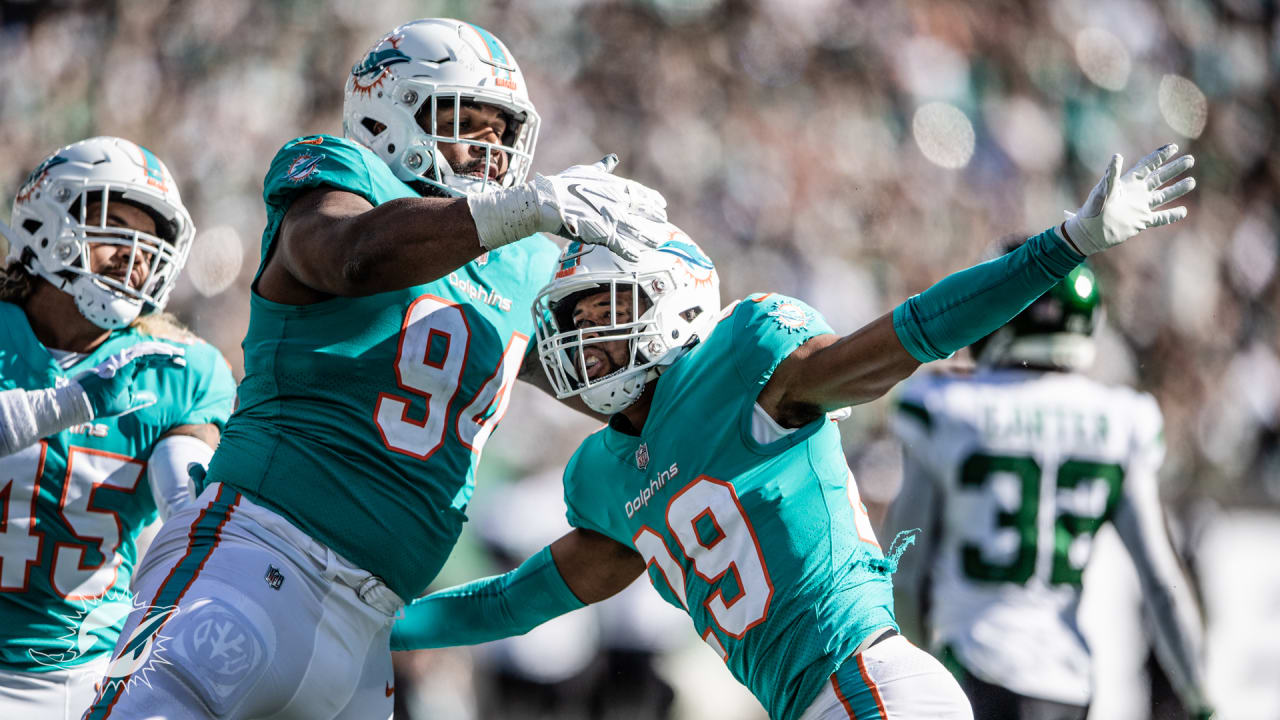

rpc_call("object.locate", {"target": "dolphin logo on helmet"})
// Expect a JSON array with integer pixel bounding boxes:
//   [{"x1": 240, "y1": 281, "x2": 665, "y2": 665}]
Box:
[{"x1": 350, "y1": 36, "x2": 411, "y2": 97}]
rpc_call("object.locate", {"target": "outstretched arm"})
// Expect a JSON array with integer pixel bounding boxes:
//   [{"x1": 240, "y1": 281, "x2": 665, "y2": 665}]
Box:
[
  {"x1": 1113, "y1": 471, "x2": 1212, "y2": 716},
  {"x1": 391, "y1": 528, "x2": 645, "y2": 651},
  {"x1": 759, "y1": 144, "x2": 1195, "y2": 427}
]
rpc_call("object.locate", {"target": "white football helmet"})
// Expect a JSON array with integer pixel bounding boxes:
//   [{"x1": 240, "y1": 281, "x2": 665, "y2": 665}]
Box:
[
  {"x1": 342, "y1": 18, "x2": 540, "y2": 197},
  {"x1": 6, "y1": 137, "x2": 195, "y2": 329},
  {"x1": 534, "y1": 222, "x2": 721, "y2": 414}
]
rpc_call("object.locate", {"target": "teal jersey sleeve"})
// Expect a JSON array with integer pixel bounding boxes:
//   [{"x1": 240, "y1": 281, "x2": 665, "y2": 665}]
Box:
[
  {"x1": 263, "y1": 135, "x2": 375, "y2": 213},
  {"x1": 730, "y1": 293, "x2": 836, "y2": 387},
  {"x1": 258, "y1": 135, "x2": 414, "y2": 276}
]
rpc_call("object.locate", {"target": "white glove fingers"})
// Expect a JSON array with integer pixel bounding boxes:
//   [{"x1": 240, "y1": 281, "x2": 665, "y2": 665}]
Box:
[
  {"x1": 608, "y1": 237, "x2": 640, "y2": 262},
  {"x1": 1150, "y1": 177, "x2": 1196, "y2": 209},
  {"x1": 1102, "y1": 154, "x2": 1122, "y2": 198},
  {"x1": 129, "y1": 341, "x2": 187, "y2": 358},
  {"x1": 1131, "y1": 143, "x2": 1178, "y2": 179},
  {"x1": 1147, "y1": 154, "x2": 1195, "y2": 189},
  {"x1": 1149, "y1": 206, "x2": 1188, "y2": 228}
]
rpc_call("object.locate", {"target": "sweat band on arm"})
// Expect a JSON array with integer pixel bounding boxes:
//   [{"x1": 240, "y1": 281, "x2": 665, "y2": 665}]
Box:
[
  {"x1": 466, "y1": 179, "x2": 558, "y2": 251},
  {"x1": 390, "y1": 545, "x2": 585, "y2": 651},
  {"x1": 0, "y1": 384, "x2": 93, "y2": 457},
  {"x1": 148, "y1": 434, "x2": 214, "y2": 521},
  {"x1": 892, "y1": 225, "x2": 1085, "y2": 363}
]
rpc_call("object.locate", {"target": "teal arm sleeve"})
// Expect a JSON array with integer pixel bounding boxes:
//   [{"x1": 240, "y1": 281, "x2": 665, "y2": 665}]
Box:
[
  {"x1": 892, "y1": 225, "x2": 1085, "y2": 362},
  {"x1": 390, "y1": 546, "x2": 585, "y2": 651}
]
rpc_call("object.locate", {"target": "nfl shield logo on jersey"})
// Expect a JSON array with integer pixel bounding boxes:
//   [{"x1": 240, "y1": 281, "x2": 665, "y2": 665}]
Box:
[{"x1": 635, "y1": 443, "x2": 650, "y2": 470}]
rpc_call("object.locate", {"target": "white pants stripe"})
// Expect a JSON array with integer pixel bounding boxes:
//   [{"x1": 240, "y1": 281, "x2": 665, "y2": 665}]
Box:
[{"x1": 799, "y1": 635, "x2": 973, "y2": 720}]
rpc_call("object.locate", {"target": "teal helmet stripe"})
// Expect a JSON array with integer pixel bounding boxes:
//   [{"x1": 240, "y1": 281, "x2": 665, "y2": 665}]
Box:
[
  {"x1": 137, "y1": 144, "x2": 166, "y2": 184},
  {"x1": 466, "y1": 23, "x2": 513, "y2": 78}
]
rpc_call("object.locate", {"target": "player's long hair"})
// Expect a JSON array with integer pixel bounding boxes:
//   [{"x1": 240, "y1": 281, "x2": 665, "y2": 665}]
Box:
[
  {"x1": 0, "y1": 259, "x2": 195, "y2": 342},
  {"x1": 0, "y1": 260, "x2": 35, "y2": 304}
]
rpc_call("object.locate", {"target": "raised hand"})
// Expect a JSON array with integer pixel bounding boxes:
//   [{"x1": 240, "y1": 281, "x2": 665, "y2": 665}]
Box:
[
  {"x1": 1063, "y1": 143, "x2": 1196, "y2": 255},
  {"x1": 533, "y1": 154, "x2": 669, "y2": 262},
  {"x1": 74, "y1": 341, "x2": 187, "y2": 419}
]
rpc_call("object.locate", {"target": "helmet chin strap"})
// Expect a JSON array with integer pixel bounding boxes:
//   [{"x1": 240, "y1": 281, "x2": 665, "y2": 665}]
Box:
[{"x1": 71, "y1": 276, "x2": 142, "y2": 330}]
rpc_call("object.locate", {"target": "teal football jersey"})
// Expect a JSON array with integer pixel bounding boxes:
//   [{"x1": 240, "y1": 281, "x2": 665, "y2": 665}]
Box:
[
  {"x1": 0, "y1": 302, "x2": 235, "y2": 672},
  {"x1": 562, "y1": 293, "x2": 897, "y2": 720},
  {"x1": 207, "y1": 135, "x2": 561, "y2": 601}
]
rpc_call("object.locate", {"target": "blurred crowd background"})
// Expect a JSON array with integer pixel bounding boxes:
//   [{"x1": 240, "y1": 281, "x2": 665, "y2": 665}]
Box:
[{"x1": 1, "y1": 0, "x2": 1277, "y2": 718}]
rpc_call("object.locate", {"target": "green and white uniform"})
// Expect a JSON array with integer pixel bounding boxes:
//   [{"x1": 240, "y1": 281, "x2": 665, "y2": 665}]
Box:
[
  {"x1": 888, "y1": 368, "x2": 1206, "y2": 709},
  {"x1": 207, "y1": 134, "x2": 561, "y2": 601},
  {"x1": 563, "y1": 293, "x2": 897, "y2": 720}
]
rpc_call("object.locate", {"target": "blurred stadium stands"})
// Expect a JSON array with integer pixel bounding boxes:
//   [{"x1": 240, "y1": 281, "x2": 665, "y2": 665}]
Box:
[{"x1": 2, "y1": 1, "x2": 1276, "y2": 718}]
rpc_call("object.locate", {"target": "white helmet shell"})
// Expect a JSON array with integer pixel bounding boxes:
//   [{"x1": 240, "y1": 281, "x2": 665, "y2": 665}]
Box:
[
  {"x1": 7, "y1": 136, "x2": 195, "y2": 329},
  {"x1": 534, "y1": 223, "x2": 721, "y2": 414},
  {"x1": 342, "y1": 18, "x2": 540, "y2": 197}
]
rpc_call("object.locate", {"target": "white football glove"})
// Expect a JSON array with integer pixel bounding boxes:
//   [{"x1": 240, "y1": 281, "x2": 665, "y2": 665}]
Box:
[
  {"x1": 1063, "y1": 143, "x2": 1196, "y2": 255},
  {"x1": 532, "y1": 155, "x2": 669, "y2": 262},
  {"x1": 467, "y1": 155, "x2": 668, "y2": 262}
]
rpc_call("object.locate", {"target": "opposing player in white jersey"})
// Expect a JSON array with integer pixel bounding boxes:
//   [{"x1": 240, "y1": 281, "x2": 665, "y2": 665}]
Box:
[
  {"x1": 885, "y1": 251, "x2": 1214, "y2": 720},
  {"x1": 0, "y1": 137, "x2": 235, "y2": 719}
]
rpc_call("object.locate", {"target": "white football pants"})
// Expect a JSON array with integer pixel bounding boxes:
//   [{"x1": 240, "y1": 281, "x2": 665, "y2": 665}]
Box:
[
  {"x1": 0, "y1": 658, "x2": 106, "y2": 720},
  {"x1": 81, "y1": 483, "x2": 402, "y2": 720},
  {"x1": 798, "y1": 635, "x2": 974, "y2": 720}
]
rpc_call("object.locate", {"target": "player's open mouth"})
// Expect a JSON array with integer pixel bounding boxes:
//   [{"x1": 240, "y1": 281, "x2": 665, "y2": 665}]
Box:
[{"x1": 583, "y1": 347, "x2": 612, "y2": 380}]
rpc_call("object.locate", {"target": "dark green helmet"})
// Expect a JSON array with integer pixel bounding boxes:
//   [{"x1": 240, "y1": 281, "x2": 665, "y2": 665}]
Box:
[{"x1": 972, "y1": 248, "x2": 1102, "y2": 371}]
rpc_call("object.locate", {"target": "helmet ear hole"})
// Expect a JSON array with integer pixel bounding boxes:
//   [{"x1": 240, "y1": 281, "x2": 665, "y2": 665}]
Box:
[{"x1": 361, "y1": 118, "x2": 387, "y2": 136}]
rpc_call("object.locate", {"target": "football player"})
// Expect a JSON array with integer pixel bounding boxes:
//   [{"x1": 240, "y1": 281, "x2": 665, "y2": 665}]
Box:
[
  {"x1": 884, "y1": 250, "x2": 1214, "y2": 719},
  {"x1": 0, "y1": 137, "x2": 235, "y2": 719},
  {"x1": 83, "y1": 18, "x2": 668, "y2": 720},
  {"x1": 389, "y1": 146, "x2": 1197, "y2": 719}
]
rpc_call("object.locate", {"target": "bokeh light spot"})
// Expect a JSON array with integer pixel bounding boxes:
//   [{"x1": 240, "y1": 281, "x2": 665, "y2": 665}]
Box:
[
  {"x1": 1158, "y1": 74, "x2": 1208, "y2": 139},
  {"x1": 1074, "y1": 27, "x2": 1131, "y2": 90},
  {"x1": 186, "y1": 225, "x2": 243, "y2": 298},
  {"x1": 912, "y1": 102, "x2": 975, "y2": 169}
]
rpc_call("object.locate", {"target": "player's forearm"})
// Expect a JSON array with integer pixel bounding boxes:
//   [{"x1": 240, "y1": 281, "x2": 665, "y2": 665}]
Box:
[
  {"x1": 0, "y1": 385, "x2": 92, "y2": 457},
  {"x1": 893, "y1": 225, "x2": 1084, "y2": 362},
  {"x1": 390, "y1": 546, "x2": 584, "y2": 651},
  {"x1": 780, "y1": 314, "x2": 920, "y2": 416},
  {"x1": 148, "y1": 431, "x2": 216, "y2": 521}
]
